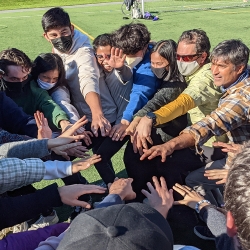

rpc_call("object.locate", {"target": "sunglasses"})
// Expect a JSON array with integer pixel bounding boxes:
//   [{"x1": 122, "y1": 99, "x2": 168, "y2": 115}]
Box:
[
  {"x1": 176, "y1": 53, "x2": 201, "y2": 62},
  {"x1": 95, "y1": 54, "x2": 111, "y2": 60}
]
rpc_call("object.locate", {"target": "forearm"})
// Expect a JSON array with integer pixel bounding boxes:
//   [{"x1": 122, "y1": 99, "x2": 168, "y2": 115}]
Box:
[
  {"x1": 0, "y1": 139, "x2": 49, "y2": 159},
  {"x1": 116, "y1": 65, "x2": 133, "y2": 83},
  {"x1": 154, "y1": 93, "x2": 196, "y2": 125},
  {"x1": 85, "y1": 92, "x2": 104, "y2": 117},
  {"x1": 167, "y1": 133, "x2": 196, "y2": 151}
]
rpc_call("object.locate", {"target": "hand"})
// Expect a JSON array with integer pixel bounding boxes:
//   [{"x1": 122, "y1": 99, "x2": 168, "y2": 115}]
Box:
[
  {"x1": 173, "y1": 184, "x2": 208, "y2": 210},
  {"x1": 213, "y1": 141, "x2": 242, "y2": 155},
  {"x1": 58, "y1": 184, "x2": 106, "y2": 208},
  {"x1": 51, "y1": 142, "x2": 88, "y2": 160},
  {"x1": 204, "y1": 169, "x2": 229, "y2": 185},
  {"x1": 34, "y1": 111, "x2": 52, "y2": 139},
  {"x1": 109, "y1": 178, "x2": 136, "y2": 200},
  {"x1": 91, "y1": 114, "x2": 111, "y2": 137},
  {"x1": 60, "y1": 116, "x2": 89, "y2": 137},
  {"x1": 72, "y1": 154, "x2": 102, "y2": 173},
  {"x1": 140, "y1": 142, "x2": 174, "y2": 162},
  {"x1": 109, "y1": 123, "x2": 128, "y2": 141},
  {"x1": 106, "y1": 47, "x2": 126, "y2": 69},
  {"x1": 126, "y1": 117, "x2": 141, "y2": 137},
  {"x1": 141, "y1": 176, "x2": 173, "y2": 218},
  {"x1": 132, "y1": 116, "x2": 153, "y2": 154}
]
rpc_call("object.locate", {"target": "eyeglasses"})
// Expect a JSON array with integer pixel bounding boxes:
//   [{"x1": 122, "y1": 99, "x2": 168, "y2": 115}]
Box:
[
  {"x1": 95, "y1": 54, "x2": 111, "y2": 61},
  {"x1": 176, "y1": 53, "x2": 201, "y2": 62}
]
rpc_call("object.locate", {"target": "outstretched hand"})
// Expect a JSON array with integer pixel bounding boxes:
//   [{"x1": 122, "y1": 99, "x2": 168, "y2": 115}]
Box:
[
  {"x1": 34, "y1": 111, "x2": 52, "y2": 139},
  {"x1": 106, "y1": 47, "x2": 126, "y2": 69},
  {"x1": 141, "y1": 176, "x2": 174, "y2": 218}
]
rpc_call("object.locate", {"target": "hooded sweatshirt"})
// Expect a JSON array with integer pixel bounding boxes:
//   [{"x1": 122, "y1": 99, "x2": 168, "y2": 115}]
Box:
[{"x1": 53, "y1": 30, "x2": 100, "y2": 121}]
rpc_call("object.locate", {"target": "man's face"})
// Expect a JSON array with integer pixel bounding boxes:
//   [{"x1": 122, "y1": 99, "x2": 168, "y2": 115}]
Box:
[
  {"x1": 3, "y1": 65, "x2": 30, "y2": 82},
  {"x1": 211, "y1": 58, "x2": 244, "y2": 88},
  {"x1": 95, "y1": 45, "x2": 113, "y2": 72},
  {"x1": 177, "y1": 41, "x2": 206, "y2": 66},
  {"x1": 43, "y1": 26, "x2": 73, "y2": 42}
]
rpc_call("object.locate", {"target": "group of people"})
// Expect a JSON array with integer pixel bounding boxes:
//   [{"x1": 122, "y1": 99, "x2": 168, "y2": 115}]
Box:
[{"x1": 0, "y1": 6, "x2": 249, "y2": 250}]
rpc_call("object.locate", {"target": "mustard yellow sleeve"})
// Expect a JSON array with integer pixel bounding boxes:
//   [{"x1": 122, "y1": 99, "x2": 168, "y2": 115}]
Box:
[{"x1": 154, "y1": 93, "x2": 196, "y2": 125}]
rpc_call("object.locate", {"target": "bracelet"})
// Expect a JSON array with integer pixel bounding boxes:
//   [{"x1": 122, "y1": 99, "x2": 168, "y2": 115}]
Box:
[{"x1": 195, "y1": 199, "x2": 211, "y2": 213}]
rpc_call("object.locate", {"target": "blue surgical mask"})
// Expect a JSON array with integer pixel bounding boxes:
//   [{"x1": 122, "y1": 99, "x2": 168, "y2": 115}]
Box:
[{"x1": 37, "y1": 78, "x2": 57, "y2": 90}]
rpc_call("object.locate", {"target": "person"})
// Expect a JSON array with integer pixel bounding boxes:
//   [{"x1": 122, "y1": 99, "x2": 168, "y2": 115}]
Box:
[
  {"x1": 134, "y1": 29, "x2": 225, "y2": 150},
  {"x1": 42, "y1": 7, "x2": 111, "y2": 137},
  {"x1": 31, "y1": 53, "x2": 92, "y2": 145},
  {"x1": 173, "y1": 141, "x2": 250, "y2": 249},
  {"x1": 111, "y1": 23, "x2": 161, "y2": 126},
  {"x1": 141, "y1": 39, "x2": 250, "y2": 206},
  {"x1": 0, "y1": 48, "x2": 72, "y2": 132},
  {"x1": 123, "y1": 39, "x2": 203, "y2": 202}
]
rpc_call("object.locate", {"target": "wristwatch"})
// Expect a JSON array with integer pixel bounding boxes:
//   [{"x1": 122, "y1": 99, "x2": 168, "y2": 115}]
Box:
[{"x1": 146, "y1": 112, "x2": 157, "y2": 126}]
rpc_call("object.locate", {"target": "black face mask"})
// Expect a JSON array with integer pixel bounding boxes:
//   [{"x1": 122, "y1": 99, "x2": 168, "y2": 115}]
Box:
[
  {"x1": 151, "y1": 66, "x2": 169, "y2": 80},
  {"x1": 51, "y1": 35, "x2": 73, "y2": 53},
  {"x1": 2, "y1": 76, "x2": 30, "y2": 93}
]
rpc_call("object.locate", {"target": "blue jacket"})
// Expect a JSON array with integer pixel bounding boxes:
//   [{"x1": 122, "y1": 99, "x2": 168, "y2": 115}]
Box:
[
  {"x1": 122, "y1": 44, "x2": 161, "y2": 122},
  {"x1": 0, "y1": 91, "x2": 37, "y2": 138}
]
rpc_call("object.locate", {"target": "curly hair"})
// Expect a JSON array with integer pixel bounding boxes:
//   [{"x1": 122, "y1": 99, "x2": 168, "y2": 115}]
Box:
[
  {"x1": 0, "y1": 48, "x2": 33, "y2": 76},
  {"x1": 112, "y1": 23, "x2": 150, "y2": 55},
  {"x1": 178, "y1": 29, "x2": 211, "y2": 59},
  {"x1": 224, "y1": 141, "x2": 250, "y2": 250}
]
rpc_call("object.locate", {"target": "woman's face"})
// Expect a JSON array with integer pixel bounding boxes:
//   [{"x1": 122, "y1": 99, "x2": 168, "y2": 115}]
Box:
[
  {"x1": 38, "y1": 69, "x2": 59, "y2": 84},
  {"x1": 151, "y1": 52, "x2": 169, "y2": 69},
  {"x1": 95, "y1": 45, "x2": 113, "y2": 72}
]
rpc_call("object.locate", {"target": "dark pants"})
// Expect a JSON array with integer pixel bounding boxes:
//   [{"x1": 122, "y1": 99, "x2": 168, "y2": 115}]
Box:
[
  {"x1": 185, "y1": 146, "x2": 226, "y2": 206},
  {"x1": 124, "y1": 127, "x2": 207, "y2": 202},
  {"x1": 83, "y1": 122, "x2": 129, "y2": 184}
]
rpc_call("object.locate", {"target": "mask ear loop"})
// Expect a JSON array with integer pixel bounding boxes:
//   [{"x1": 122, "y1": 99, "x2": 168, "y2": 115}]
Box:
[{"x1": 0, "y1": 69, "x2": 5, "y2": 75}]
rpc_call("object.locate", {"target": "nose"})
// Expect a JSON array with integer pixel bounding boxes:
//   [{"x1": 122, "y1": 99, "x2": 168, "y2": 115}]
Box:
[{"x1": 211, "y1": 65, "x2": 219, "y2": 75}]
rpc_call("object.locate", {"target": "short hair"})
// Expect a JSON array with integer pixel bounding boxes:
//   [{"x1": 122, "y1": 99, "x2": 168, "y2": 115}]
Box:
[
  {"x1": 178, "y1": 29, "x2": 211, "y2": 58},
  {"x1": 151, "y1": 39, "x2": 185, "y2": 83},
  {"x1": 224, "y1": 141, "x2": 250, "y2": 250},
  {"x1": 42, "y1": 7, "x2": 71, "y2": 32},
  {"x1": 210, "y1": 39, "x2": 249, "y2": 69},
  {"x1": 32, "y1": 53, "x2": 67, "y2": 93},
  {"x1": 93, "y1": 33, "x2": 113, "y2": 52},
  {"x1": 0, "y1": 48, "x2": 33, "y2": 76},
  {"x1": 112, "y1": 23, "x2": 151, "y2": 55}
]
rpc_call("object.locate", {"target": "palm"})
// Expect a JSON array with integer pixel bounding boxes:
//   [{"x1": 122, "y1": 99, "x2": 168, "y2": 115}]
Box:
[{"x1": 107, "y1": 47, "x2": 126, "y2": 69}]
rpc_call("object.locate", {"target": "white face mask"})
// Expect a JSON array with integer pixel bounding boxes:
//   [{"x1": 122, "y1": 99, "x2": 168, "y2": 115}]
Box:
[
  {"x1": 37, "y1": 78, "x2": 57, "y2": 90},
  {"x1": 177, "y1": 60, "x2": 200, "y2": 76},
  {"x1": 126, "y1": 56, "x2": 143, "y2": 69}
]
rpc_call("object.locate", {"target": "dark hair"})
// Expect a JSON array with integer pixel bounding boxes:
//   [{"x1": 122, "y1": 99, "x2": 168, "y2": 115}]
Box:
[
  {"x1": 224, "y1": 141, "x2": 250, "y2": 250},
  {"x1": 93, "y1": 33, "x2": 113, "y2": 52},
  {"x1": 210, "y1": 39, "x2": 249, "y2": 69},
  {"x1": 0, "y1": 48, "x2": 33, "y2": 76},
  {"x1": 31, "y1": 53, "x2": 67, "y2": 94},
  {"x1": 151, "y1": 40, "x2": 185, "y2": 82},
  {"x1": 112, "y1": 23, "x2": 150, "y2": 55},
  {"x1": 42, "y1": 7, "x2": 71, "y2": 32},
  {"x1": 178, "y1": 29, "x2": 210, "y2": 62}
]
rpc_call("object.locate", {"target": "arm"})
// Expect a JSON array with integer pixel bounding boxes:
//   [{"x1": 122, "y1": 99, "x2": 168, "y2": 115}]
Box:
[
  {"x1": 50, "y1": 87, "x2": 80, "y2": 124},
  {"x1": 0, "y1": 128, "x2": 32, "y2": 143},
  {"x1": 116, "y1": 64, "x2": 133, "y2": 83},
  {"x1": 1, "y1": 91, "x2": 37, "y2": 137}
]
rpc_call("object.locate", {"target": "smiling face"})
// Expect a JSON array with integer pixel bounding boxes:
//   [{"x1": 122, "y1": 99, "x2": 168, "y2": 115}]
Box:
[
  {"x1": 211, "y1": 57, "x2": 244, "y2": 88},
  {"x1": 95, "y1": 45, "x2": 113, "y2": 72}
]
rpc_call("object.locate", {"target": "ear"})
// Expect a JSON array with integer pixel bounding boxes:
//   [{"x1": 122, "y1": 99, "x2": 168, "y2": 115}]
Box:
[
  {"x1": 199, "y1": 52, "x2": 208, "y2": 65},
  {"x1": 236, "y1": 64, "x2": 245, "y2": 75},
  {"x1": 70, "y1": 24, "x2": 74, "y2": 34},
  {"x1": 227, "y1": 211, "x2": 238, "y2": 237},
  {"x1": 43, "y1": 32, "x2": 51, "y2": 43}
]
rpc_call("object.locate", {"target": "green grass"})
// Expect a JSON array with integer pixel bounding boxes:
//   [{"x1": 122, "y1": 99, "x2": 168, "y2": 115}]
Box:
[{"x1": 0, "y1": 0, "x2": 120, "y2": 11}]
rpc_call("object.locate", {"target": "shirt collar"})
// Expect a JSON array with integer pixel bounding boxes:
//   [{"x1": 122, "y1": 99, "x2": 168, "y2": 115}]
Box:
[{"x1": 221, "y1": 69, "x2": 249, "y2": 93}]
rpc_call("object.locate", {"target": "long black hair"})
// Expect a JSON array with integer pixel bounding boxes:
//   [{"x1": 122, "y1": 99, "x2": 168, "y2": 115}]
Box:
[
  {"x1": 31, "y1": 53, "x2": 67, "y2": 94},
  {"x1": 151, "y1": 40, "x2": 185, "y2": 82}
]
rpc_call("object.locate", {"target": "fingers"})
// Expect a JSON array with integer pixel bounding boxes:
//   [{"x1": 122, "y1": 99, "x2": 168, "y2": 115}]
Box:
[
  {"x1": 173, "y1": 200, "x2": 186, "y2": 206},
  {"x1": 132, "y1": 133, "x2": 138, "y2": 153},
  {"x1": 137, "y1": 138, "x2": 143, "y2": 156},
  {"x1": 215, "y1": 179, "x2": 226, "y2": 185},
  {"x1": 82, "y1": 132, "x2": 92, "y2": 146},
  {"x1": 71, "y1": 200, "x2": 91, "y2": 208},
  {"x1": 141, "y1": 189, "x2": 151, "y2": 197},
  {"x1": 146, "y1": 136, "x2": 153, "y2": 145},
  {"x1": 152, "y1": 176, "x2": 161, "y2": 191},
  {"x1": 141, "y1": 137, "x2": 148, "y2": 150},
  {"x1": 61, "y1": 151, "x2": 70, "y2": 161}
]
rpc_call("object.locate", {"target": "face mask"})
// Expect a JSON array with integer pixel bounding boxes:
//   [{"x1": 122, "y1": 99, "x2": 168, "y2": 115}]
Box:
[
  {"x1": 51, "y1": 35, "x2": 73, "y2": 53},
  {"x1": 151, "y1": 66, "x2": 169, "y2": 80},
  {"x1": 126, "y1": 56, "x2": 143, "y2": 69},
  {"x1": 2, "y1": 76, "x2": 30, "y2": 93},
  {"x1": 177, "y1": 60, "x2": 200, "y2": 76},
  {"x1": 37, "y1": 78, "x2": 57, "y2": 90}
]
